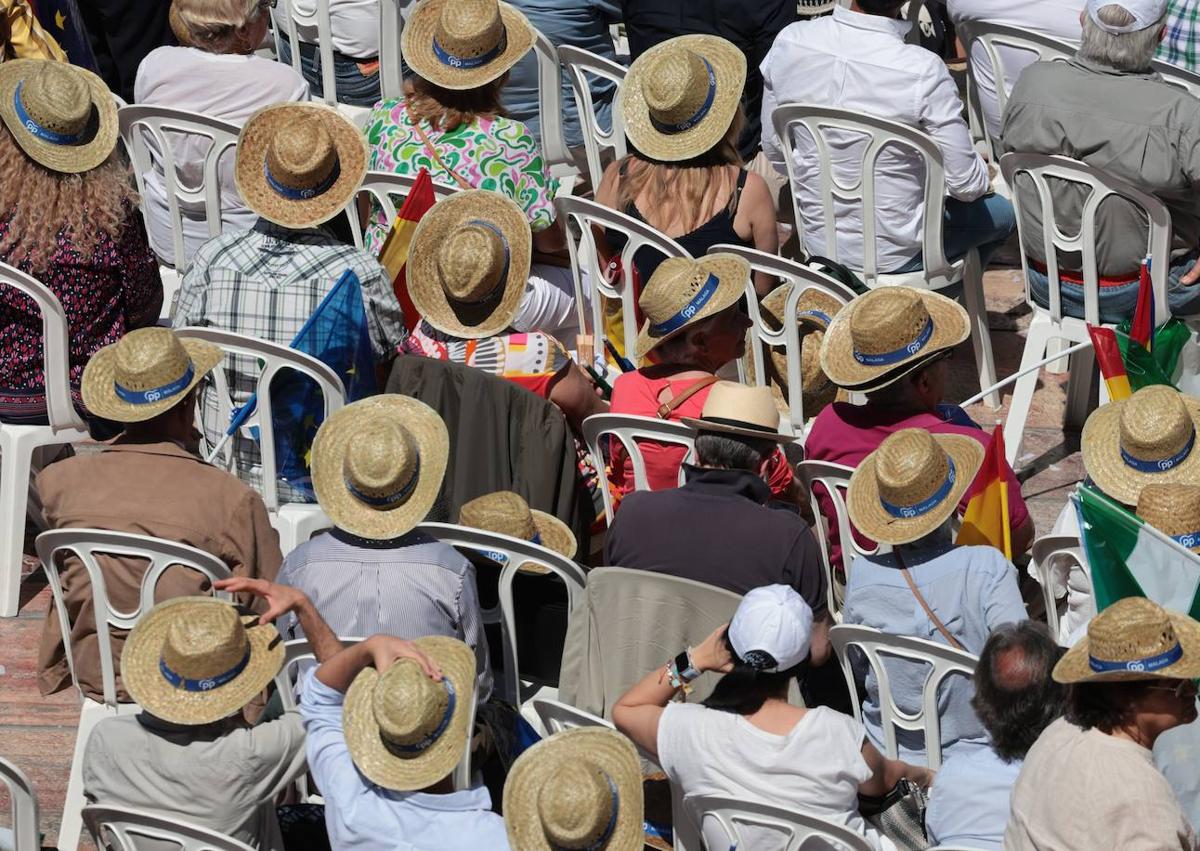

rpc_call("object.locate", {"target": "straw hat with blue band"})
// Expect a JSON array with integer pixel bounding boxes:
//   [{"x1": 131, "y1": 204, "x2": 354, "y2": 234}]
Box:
[
  {"x1": 81, "y1": 327, "x2": 223, "y2": 423},
  {"x1": 634, "y1": 254, "x2": 750, "y2": 359},
  {"x1": 622, "y1": 34, "x2": 746, "y2": 163},
  {"x1": 457, "y1": 491, "x2": 577, "y2": 575},
  {"x1": 1137, "y1": 484, "x2": 1200, "y2": 553},
  {"x1": 1054, "y1": 596, "x2": 1200, "y2": 684},
  {"x1": 402, "y1": 0, "x2": 536, "y2": 90},
  {"x1": 757, "y1": 285, "x2": 845, "y2": 419},
  {"x1": 0, "y1": 59, "x2": 117, "y2": 174},
  {"x1": 121, "y1": 596, "x2": 285, "y2": 726}
]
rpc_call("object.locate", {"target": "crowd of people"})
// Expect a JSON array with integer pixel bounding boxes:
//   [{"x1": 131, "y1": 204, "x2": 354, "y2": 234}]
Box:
[{"x1": 5, "y1": 0, "x2": 1200, "y2": 848}]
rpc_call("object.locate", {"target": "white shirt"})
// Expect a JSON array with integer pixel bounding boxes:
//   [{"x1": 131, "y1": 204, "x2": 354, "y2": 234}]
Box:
[
  {"x1": 945, "y1": 0, "x2": 1081, "y2": 140},
  {"x1": 926, "y1": 746, "x2": 1022, "y2": 850},
  {"x1": 289, "y1": 0, "x2": 392, "y2": 59},
  {"x1": 760, "y1": 7, "x2": 989, "y2": 273},
  {"x1": 133, "y1": 47, "x2": 310, "y2": 266}
]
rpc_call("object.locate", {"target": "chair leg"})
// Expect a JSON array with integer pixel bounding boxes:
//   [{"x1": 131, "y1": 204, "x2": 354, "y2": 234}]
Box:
[
  {"x1": 1003, "y1": 316, "x2": 1053, "y2": 470},
  {"x1": 1064, "y1": 345, "x2": 1097, "y2": 433},
  {"x1": 0, "y1": 433, "x2": 33, "y2": 617},
  {"x1": 961, "y1": 250, "x2": 1001, "y2": 409},
  {"x1": 1045, "y1": 337, "x2": 1070, "y2": 374}
]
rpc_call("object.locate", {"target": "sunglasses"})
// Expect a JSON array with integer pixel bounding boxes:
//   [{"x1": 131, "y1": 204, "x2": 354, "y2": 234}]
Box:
[{"x1": 1145, "y1": 679, "x2": 1200, "y2": 699}]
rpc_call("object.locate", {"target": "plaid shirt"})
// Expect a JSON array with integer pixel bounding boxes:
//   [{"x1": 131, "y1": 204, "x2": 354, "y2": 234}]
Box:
[
  {"x1": 1160, "y1": 0, "x2": 1199, "y2": 71},
  {"x1": 174, "y1": 220, "x2": 406, "y2": 502}
]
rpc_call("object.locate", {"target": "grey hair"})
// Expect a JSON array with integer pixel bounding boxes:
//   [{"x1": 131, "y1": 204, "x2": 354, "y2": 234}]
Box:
[{"x1": 1078, "y1": 5, "x2": 1166, "y2": 72}]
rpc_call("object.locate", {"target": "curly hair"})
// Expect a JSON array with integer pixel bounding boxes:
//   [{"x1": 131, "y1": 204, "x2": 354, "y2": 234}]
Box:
[
  {"x1": 403, "y1": 73, "x2": 508, "y2": 132},
  {"x1": 0, "y1": 123, "x2": 139, "y2": 274},
  {"x1": 1066, "y1": 680, "x2": 1154, "y2": 733}
]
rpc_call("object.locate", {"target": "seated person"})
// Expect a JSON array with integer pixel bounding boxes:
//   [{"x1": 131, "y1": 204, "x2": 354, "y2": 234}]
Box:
[
  {"x1": 276, "y1": 0, "x2": 387, "y2": 106},
  {"x1": 843, "y1": 428, "x2": 1027, "y2": 762},
  {"x1": 1002, "y1": 0, "x2": 1200, "y2": 322},
  {"x1": 613, "y1": 585, "x2": 932, "y2": 851},
  {"x1": 754, "y1": 285, "x2": 844, "y2": 424},
  {"x1": 36, "y1": 327, "x2": 281, "y2": 703},
  {"x1": 926, "y1": 621, "x2": 1066, "y2": 849}
]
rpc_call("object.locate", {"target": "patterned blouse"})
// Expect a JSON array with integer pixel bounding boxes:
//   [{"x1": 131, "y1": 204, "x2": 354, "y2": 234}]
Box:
[
  {"x1": 363, "y1": 100, "x2": 559, "y2": 254},
  {"x1": 401, "y1": 322, "x2": 570, "y2": 399}
]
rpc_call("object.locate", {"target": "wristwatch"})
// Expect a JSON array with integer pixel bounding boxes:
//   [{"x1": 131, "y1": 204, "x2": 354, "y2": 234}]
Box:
[{"x1": 674, "y1": 649, "x2": 702, "y2": 683}]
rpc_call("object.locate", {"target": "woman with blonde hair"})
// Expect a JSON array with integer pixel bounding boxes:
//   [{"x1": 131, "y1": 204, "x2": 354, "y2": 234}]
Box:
[{"x1": 0, "y1": 60, "x2": 162, "y2": 425}]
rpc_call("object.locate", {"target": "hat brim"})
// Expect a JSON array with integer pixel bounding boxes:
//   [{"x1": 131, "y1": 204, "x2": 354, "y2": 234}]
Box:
[
  {"x1": 342, "y1": 636, "x2": 476, "y2": 791},
  {"x1": 530, "y1": 508, "x2": 577, "y2": 564},
  {"x1": 634, "y1": 254, "x2": 749, "y2": 359},
  {"x1": 820, "y1": 290, "x2": 970, "y2": 390},
  {"x1": 407, "y1": 191, "x2": 532, "y2": 339},
  {"x1": 1054, "y1": 610, "x2": 1200, "y2": 683},
  {"x1": 622, "y1": 34, "x2": 747, "y2": 164},
  {"x1": 503, "y1": 727, "x2": 644, "y2": 851},
  {"x1": 0, "y1": 60, "x2": 118, "y2": 174},
  {"x1": 80, "y1": 338, "x2": 223, "y2": 423},
  {"x1": 1082, "y1": 396, "x2": 1200, "y2": 506},
  {"x1": 759, "y1": 285, "x2": 842, "y2": 336},
  {"x1": 311, "y1": 396, "x2": 449, "y2": 540},
  {"x1": 402, "y1": 0, "x2": 536, "y2": 90},
  {"x1": 233, "y1": 103, "x2": 368, "y2": 230},
  {"x1": 847, "y1": 433, "x2": 984, "y2": 545},
  {"x1": 680, "y1": 415, "x2": 792, "y2": 443},
  {"x1": 121, "y1": 597, "x2": 284, "y2": 726}
]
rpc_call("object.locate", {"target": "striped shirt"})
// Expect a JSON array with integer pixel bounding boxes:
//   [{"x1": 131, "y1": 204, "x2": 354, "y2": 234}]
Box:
[{"x1": 1160, "y1": 0, "x2": 1200, "y2": 71}]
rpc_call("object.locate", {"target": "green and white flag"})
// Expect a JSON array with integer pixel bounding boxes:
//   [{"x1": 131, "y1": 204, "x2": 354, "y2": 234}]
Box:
[{"x1": 1076, "y1": 484, "x2": 1200, "y2": 619}]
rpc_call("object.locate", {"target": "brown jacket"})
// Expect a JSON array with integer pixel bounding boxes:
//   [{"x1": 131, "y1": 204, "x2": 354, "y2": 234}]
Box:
[{"x1": 36, "y1": 438, "x2": 282, "y2": 701}]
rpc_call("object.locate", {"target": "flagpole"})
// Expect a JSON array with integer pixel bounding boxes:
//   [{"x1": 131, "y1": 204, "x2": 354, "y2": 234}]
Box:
[{"x1": 957, "y1": 340, "x2": 1093, "y2": 409}]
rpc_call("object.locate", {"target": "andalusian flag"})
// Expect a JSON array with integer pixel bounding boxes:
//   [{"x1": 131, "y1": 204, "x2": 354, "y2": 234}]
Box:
[
  {"x1": 956, "y1": 429, "x2": 1011, "y2": 559},
  {"x1": 1087, "y1": 325, "x2": 1132, "y2": 401},
  {"x1": 378, "y1": 168, "x2": 437, "y2": 330},
  {"x1": 1130, "y1": 256, "x2": 1155, "y2": 352}
]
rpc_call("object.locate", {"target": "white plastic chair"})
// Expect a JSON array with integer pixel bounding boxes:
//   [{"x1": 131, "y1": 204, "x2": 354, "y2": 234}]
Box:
[
  {"x1": 1029, "y1": 533, "x2": 1088, "y2": 645},
  {"x1": 558, "y1": 45, "x2": 626, "y2": 193},
  {"x1": 0, "y1": 758, "x2": 40, "y2": 851},
  {"x1": 0, "y1": 263, "x2": 91, "y2": 618},
  {"x1": 531, "y1": 697, "x2": 614, "y2": 735},
  {"x1": 581, "y1": 413, "x2": 697, "y2": 524},
  {"x1": 532, "y1": 28, "x2": 580, "y2": 189},
  {"x1": 346, "y1": 170, "x2": 462, "y2": 251},
  {"x1": 684, "y1": 794, "x2": 873, "y2": 851},
  {"x1": 174, "y1": 327, "x2": 346, "y2": 555},
  {"x1": 36, "y1": 529, "x2": 234, "y2": 851},
  {"x1": 829, "y1": 623, "x2": 980, "y2": 770},
  {"x1": 82, "y1": 805, "x2": 253, "y2": 851},
  {"x1": 772, "y1": 104, "x2": 1001, "y2": 409},
  {"x1": 999, "y1": 153, "x2": 1172, "y2": 468},
  {"x1": 1153, "y1": 59, "x2": 1200, "y2": 98}
]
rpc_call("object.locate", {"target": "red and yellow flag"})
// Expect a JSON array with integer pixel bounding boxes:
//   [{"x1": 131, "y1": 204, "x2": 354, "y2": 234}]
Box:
[
  {"x1": 956, "y1": 429, "x2": 1011, "y2": 559},
  {"x1": 378, "y1": 168, "x2": 437, "y2": 330},
  {"x1": 1087, "y1": 324, "x2": 1133, "y2": 401}
]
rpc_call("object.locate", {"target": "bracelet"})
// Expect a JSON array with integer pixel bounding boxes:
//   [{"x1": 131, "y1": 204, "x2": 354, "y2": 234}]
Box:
[{"x1": 665, "y1": 658, "x2": 694, "y2": 695}]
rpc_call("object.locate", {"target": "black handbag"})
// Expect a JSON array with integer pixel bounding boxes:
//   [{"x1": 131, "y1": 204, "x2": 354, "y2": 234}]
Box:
[{"x1": 858, "y1": 777, "x2": 930, "y2": 851}]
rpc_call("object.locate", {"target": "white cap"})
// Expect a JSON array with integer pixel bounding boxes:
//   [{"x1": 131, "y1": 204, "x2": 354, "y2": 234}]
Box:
[
  {"x1": 1086, "y1": 0, "x2": 1166, "y2": 33},
  {"x1": 728, "y1": 585, "x2": 813, "y2": 672}
]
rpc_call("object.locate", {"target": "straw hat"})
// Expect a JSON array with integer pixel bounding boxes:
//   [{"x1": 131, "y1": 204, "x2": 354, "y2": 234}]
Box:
[
  {"x1": 343, "y1": 636, "x2": 476, "y2": 791},
  {"x1": 622, "y1": 34, "x2": 746, "y2": 163},
  {"x1": 310, "y1": 396, "x2": 449, "y2": 541},
  {"x1": 1137, "y1": 484, "x2": 1200, "y2": 552},
  {"x1": 458, "y1": 491, "x2": 576, "y2": 575},
  {"x1": 635, "y1": 254, "x2": 749, "y2": 359},
  {"x1": 407, "y1": 190, "x2": 532, "y2": 339},
  {"x1": 122, "y1": 596, "x2": 284, "y2": 725},
  {"x1": 0, "y1": 59, "x2": 117, "y2": 173},
  {"x1": 759, "y1": 285, "x2": 843, "y2": 418},
  {"x1": 820, "y1": 287, "x2": 969, "y2": 391},
  {"x1": 848, "y1": 428, "x2": 984, "y2": 545},
  {"x1": 403, "y1": 0, "x2": 536, "y2": 90},
  {"x1": 233, "y1": 103, "x2": 367, "y2": 229},
  {"x1": 504, "y1": 727, "x2": 643, "y2": 851},
  {"x1": 1081, "y1": 385, "x2": 1200, "y2": 507},
  {"x1": 1053, "y1": 596, "x2": 1200, "y2": 684},
  {"x1": 681, "y1": 380, "x2": 790, "y2": 443},
  {"x1": 81, "y1": 327, "x2": 223, "y2": 423}
]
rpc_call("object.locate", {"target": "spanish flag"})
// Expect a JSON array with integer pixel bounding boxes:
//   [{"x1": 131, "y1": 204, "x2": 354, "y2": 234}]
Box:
[
  {"x1": 956, "y1": 429, "x2": 1011, "y2": 559},
  {"x1": 1087, "y1": 325, "x2": 1132, "y2": 401},
  {"x1": 378, "y1": 168, "x2": 437, "y2": 330}
]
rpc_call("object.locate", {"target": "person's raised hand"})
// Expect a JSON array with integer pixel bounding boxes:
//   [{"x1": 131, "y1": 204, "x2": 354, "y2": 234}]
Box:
[
  {"x1": 691, "y1": 623, "x2": 735, "y2": 674},
  {"x1": 213, "y1": 577, "x2": 308, "y2": 625},
  {"x1": 366, "y1": 635, "x2": 443, "y2": 681}
]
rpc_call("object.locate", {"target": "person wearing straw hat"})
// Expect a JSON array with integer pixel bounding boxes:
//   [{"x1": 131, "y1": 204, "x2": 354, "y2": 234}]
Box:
[
  {"x1": 34, "y1": 327, "x2": 283, "y2": 704},
  {"x1": 174, "y1": 102, "x2": 405, "y2": 502},
  {"x1": 1006, "y1": 597, "x2": 1200, "y2": 850},
  {"x1": 0, "y1": 59, "x2": 163, "y2": 428},
  {"x1": 613, "y1": 585, "x2": 931, "y2": 851},
  {"x1": 842, "y1": 428, "x2": 1027, "y2": 763},
  {"x1": 1138, "y1": 483, "x2": 1200, "y2": 553},
  {"x1": 752, "y1": 284, "x2": 845, "y2": 422}
]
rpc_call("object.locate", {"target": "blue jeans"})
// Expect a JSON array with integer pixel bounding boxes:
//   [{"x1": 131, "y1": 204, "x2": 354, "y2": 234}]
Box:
[
  {"x1": 893, "y1": 193, "x2": 1016, "y2": 274},
  {"x1": 276, "y1": 35, "x2": 380, "y2": 107},
  {"x1": 1026, "y1": 255, "x2": 1200, "y2": 324}
]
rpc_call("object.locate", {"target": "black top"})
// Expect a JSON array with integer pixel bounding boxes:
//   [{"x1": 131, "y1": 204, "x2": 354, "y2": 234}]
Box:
[{"x1": 604, "y1": 466, "x2": 828, "y2": 616}]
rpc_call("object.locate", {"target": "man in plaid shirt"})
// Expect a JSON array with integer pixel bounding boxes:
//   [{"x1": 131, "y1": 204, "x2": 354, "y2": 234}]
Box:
[{"x1": 1160, "y1": 0, "x2": 1200, "y2": 70}]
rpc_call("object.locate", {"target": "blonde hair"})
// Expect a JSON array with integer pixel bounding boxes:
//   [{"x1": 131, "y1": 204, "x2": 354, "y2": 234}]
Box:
[
  {"x1": 0, "y1": 124, "x2": 139, "y2": 274},
  {"x1": 169, "y1": 0, "x2": 266, "y2": 54},
  {"x1": 403, "y1": 73, "x2": 508, "y2": 132}
]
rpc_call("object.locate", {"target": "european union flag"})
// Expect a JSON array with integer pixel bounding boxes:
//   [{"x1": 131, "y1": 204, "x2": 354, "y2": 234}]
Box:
[{"x1": 29, "y1": 0, "x2": 97, "y2": 70}]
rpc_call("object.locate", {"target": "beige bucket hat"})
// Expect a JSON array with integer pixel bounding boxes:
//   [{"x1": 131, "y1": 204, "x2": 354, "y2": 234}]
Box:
[
  {"x1": 681, "y1": 380, "x2": 790, "y2": 443},
  {"x1": 407, "y1": 190, "x2": 532, "y2": 339},
  {"x1": 1054, "y1": 596, "x2": 1200, "y2": 684},
  {"x1": 122, "y1": 596, "x2": 284, "y2": 726},
  {"x1": 504, "y1": 727, "x2": 644, "y2": 851},
  {"x1": 234, "y1": 103, "x2": 368, "y2": 230},
  {"x1": 848, "y1": 428, "x2": 984, "y2": 545},
  {"x1": 635, "y1": 254, "x2": 749, "y2": 359},
  {"x1": 820, "y1": 287, "x2": 969, "y2": 391},
  {"x1": 758, "y1": 285, "x2": 844, "y2": 418},
  {"x1": 622, "y1": 34, "x2": 746, "y2": 163},
  {"x1": 343, "y1": 635, "x2": 476, "y2": 791},
  {"x1": 0, "y1": 59, "x2": 117, "y2": 174},
  {"x1": 310, "y1": 396, "x2": 449, "y2": 541},
  {"x1": 403, "y1": 0, "x2": 536, "y2": 90},
  {"x1": 81, "y1": 327, "x2": 223, "y2": 423},
  {"x1": 1081, "y1": 385, "x2": 1200, "y2": 507},
  {"x1": 1137, "y1": 483, "x2": 1200, "y2": 553},
  {"x1": 458, "y1": 491, "x2": 576, "y2": 574}
]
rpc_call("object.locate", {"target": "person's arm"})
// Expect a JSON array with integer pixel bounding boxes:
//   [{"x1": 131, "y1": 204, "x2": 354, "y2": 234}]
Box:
[
  {"x1": 759, "y1": 43, "x2": 787, "y2": 175},
  {"x1": 213, "y1": 576, "x2": 343, "y2": 663},
  {"x1": 858, "y1": 739, "x2": 935, "y2": 796},
  {"x1": 591, "y1": 160, "x2": 624, "y2": 264},
  {"x1": 983, "y1": 554, "x2": 1031, "y2": 631},
  {"x1": 316, "y1": 634, "x2": 443, "y2": 693},
  {"x1": 740, "y1": 172, "x2": 781, "y2": 296},
  {"x1": 919, "y1": 62, "x2": 989, "y2": 201},
  {"x1": 790, "y1": 525, "x2": 831, "y2": 666},
  {"x1": 121, "y1": 217, "x2": 165, "y2": 328},
  {"x1": 358, "y1": 258, "x2": 407, "y2": 368}
]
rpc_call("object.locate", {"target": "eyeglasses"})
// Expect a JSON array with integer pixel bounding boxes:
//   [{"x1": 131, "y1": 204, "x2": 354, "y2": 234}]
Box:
[
  {"x1": 1145, "y1": 679, "x2": 1200, "y2": 699},
  {"x1": 257, "y1": 0, "x2": 276, "y2": 9}
]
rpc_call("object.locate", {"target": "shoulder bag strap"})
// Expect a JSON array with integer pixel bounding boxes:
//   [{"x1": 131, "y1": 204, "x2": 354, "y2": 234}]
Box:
[
  {"x1": 410, "y1": 120, "x2": 474, "y2": 191},
  {"x1": 893, "y1": 547, "x2": 966, "y2": 652},
  {"x1": 656, "y1": 375, "x2": 719, "y2": 419}
]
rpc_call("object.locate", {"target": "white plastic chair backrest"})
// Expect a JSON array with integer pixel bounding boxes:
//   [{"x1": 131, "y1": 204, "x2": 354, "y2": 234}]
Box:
[
  {"x1": 581, "y1": 413, "x2": 697, "y2": 524},
  {"x1": 0, "y1": 262, "x2": 87, "y2": 433},
  {"x1": 117, "y1": 106, "x2": 240, "y2": 270},
  {"x1": 772, "y1": 104, "x2": 952, "y2": 284},
  {"x1": 0, "y1": 758, "x2": 39, "y2": 851},
  {"x1": 532, "y1": 28, "x2": 576, "y2": 179},
  {"x1": 1030, "y1": 533, "x2": 1086, "y2": 644},
  {"x1": 999, "y1": 152, "x2": 1172, "y2": 326},
  {"x1": 829, "y1": 623, "x2": 979, "y2": 770},
  {"x1": 35, "y1": 529, "x2": 233, "y2": 710},
  {"x1": 556, "y1": 195, "x2": 690, "y2": 365},
  {"x1": 531, "y1": 697, "x2": 614, "y2": 734},
  {"x1": 1153, "y1": 59, "x2": 1200, "y2": 98},
  {"x1": 346, "y1": 170, "x2": 462, "y2": 250},
  {"x1": 684, "y1": 794, "x2": 874, "y2": 851},
  {"x1": 173, "y1": 327, "x2": 347, "y2": 511},
  {"x1": 558, "y1": 45, "x2": 627, "y2": 191},
  {"x1": 82, "y1": 805, "x2": 254, "y2": 851},
  {"x1": 275, "y1": 636, "x2": 364, "y2": 712}
]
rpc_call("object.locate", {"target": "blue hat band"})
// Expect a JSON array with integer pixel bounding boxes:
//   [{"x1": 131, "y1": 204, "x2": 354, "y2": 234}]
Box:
[
  {"x1": 114, "y1": 363, "x2": 195, "y2": 406},
  {"x1": 650, "y1": 273, "x2": 720, "y2": 336},
  {"x1": 880, "y1": 458, "x2": 957, "y2": 520},
  {"x1": 1121, "y1": 428, "x2": 1195, "y2": 474},
  {"x1": 1089, "y1": 641, "x2": 1183, "y2": 673},
  {"x1": 382, "y1": 677, "x2": 457, "y2": 754},
  {"x1": 1172, "y1": 531, "x2": 1200, "y2": 548},
  {"x1": 853, "y1": 316, "x2": 934, "y2": 366},
  {"x1": 648, "y1": 58, "x2": 717, "y2": 135},
  {"x1": 799, "y1": 309, "x2": 833, "y2": 325},
  {"x1": 550, "y1": 775, "x2": 619, "y2": 851},
  {"x1": 13, "y1": 82, "x2": 87, "y2": 146},
  {"x1": 432, "y1": 31, "x2": 507, "y2": 69},
  {"x1": 345, "y1": 456, "x2": 421, "y2": 508},
  {"x1": 264, "y1": 156, "x2": 341, "y2": 201},
  {"x1": 159, "y1": 648, "x2": 250, "y2": 692}
]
